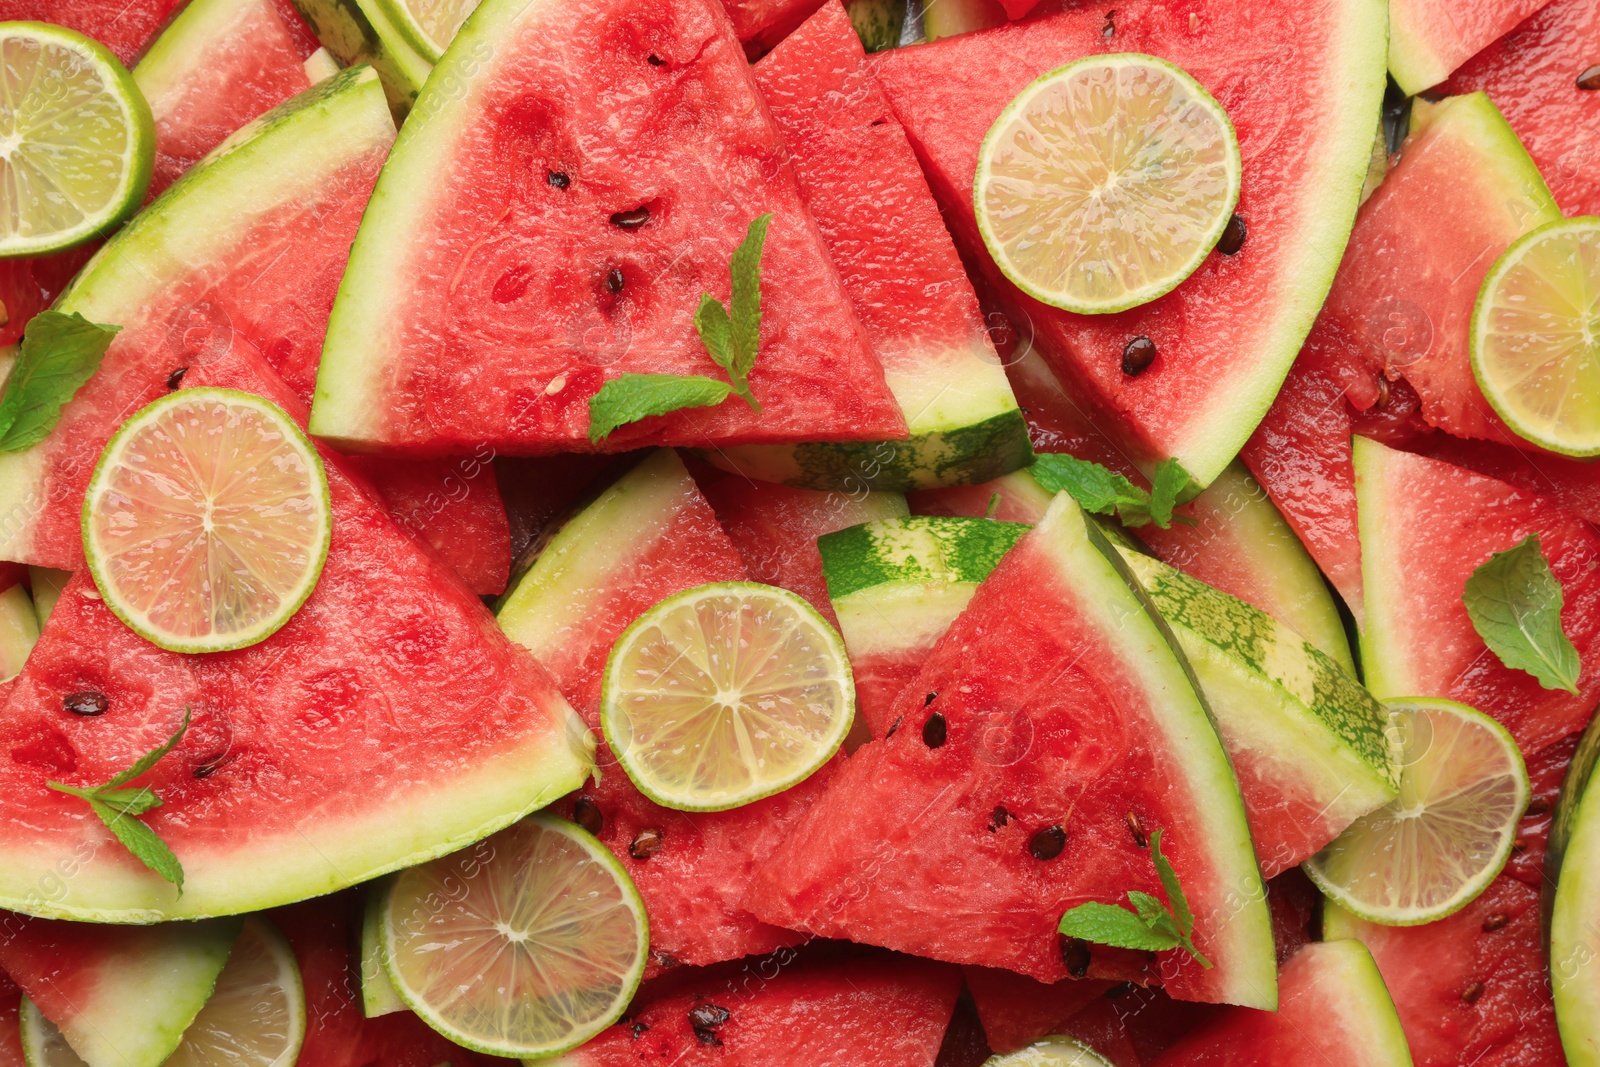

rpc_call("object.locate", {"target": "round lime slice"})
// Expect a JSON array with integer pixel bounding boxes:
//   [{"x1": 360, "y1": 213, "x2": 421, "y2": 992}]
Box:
[
  {"x1": 600, "y1": 581, "x2": 854, "y2": 812},
  {"x1": 984, "y1": 1035, "x2": 1116, "y2": 1066},
  {"x1": 81, "y1": 387, "x2": 332, "y2": 653},
  {"x1": 974, "y1": 52, "x2": 1241, "y2": 315},
  {"x1": 20, "y1": 918, "x2": 305, "y2": 1067},
  {"x1": 1471, "y1": 215, "x2": 1600, "y2": 456},
  {"x1": 1304, "y1": 697, "x2": 1529, "y2": 926},
  {"x1": 374, "y1": 0, "x2": 478, "y2": 61},
  {"x1": 0, "y1": 22, "x2": 154, "y2": 257},
  {"x1": 382, "y1": 815, "x2": 648, "y2": 1057}
]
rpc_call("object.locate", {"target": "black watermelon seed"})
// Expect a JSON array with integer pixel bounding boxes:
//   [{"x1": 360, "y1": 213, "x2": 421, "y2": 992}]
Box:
[
  {"x1": 922, "y1": 712, "x2": 947, "y2": 748},
  {"x1": 1217, "y1": 214, "x2": 1247, "y2": 255},
  {"x1": 1061, "y1": 936, "x2": 1092, "y2": 978},
  {"x1": 885, "y1": 716, "x2": 902, "y2": 739},
  {"x1": 548, "y1": 170, "x2": 570, "y2": 189},
  {"x1": 1103, "y1": 982, "x2": 1134, "y2": 999},
  {"x1": 606, "y1": 268, "x2": 625, "y2": 294},
  {"x1": 192, "y1": 753, "x2": 229, "y2": 779},
  {"x1": 1121, "y1": 336, "x2": 1157, "y2": 376},
  {"x1": 1579, "y1": 65, "x2": 1600, "y2": 90},
  {"x1": 630, "y1": 1022, "x2": 650, "y2": 1039},
  {"x1": 1029, "y1": 825, "x2": 1067, "y2": 860},
  {"x1": 1525, "y1": 798, "x2": 1551, "y2": 817},
  {"x1": 166, "y1": 366, "x2": 188, "y2": 390},
  {"x1": 688, "y1": 1003, "x2": 730, "y2": 1046},
  {"x1": 924, "y1": 692, "x2": 938, "y2": 706},
  {"x1": 1374, "y1": 375, "x2": 1391, "y2": 410},
  {"x1": 1101, "y1": 9, "x2": 1115, "y2": 37},
  {"x1": 610, "y1": 207, "x2": 651, "y2": 229},
  {"x1": 63, "y1": 691, "x2": 108, "y2": 716},
  {"x1": 652, "y1": 950, "x2": 681, "y2": 969},
  {"x1": 1462, "y1": 981, "x2": 1485, "y2": 1004},
  {"x1": 647, "y1": 54, "x2": 665, "y2": 66},
  {"x1": 989, "y1": 805, "x2": 1010, "y2": 830},
  {"x1": 1126, "y1": 811, "x2": 1147, "y2": 849},
  {"x1": 1482, "y1": 913, "x2": 1508, "y2": 932},
  {"x1": 573, "y1": 796, "x2": 604, "y2": 836},
  {"x1": 629, "y1": 828, "x2": 663, "y2": 859}
]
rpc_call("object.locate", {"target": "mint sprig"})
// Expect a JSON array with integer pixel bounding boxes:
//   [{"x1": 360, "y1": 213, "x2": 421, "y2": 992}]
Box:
[
  {"x1": 1057, "y1": 829, "x2": 1210, "y2": 967},
  {"x1": 48, "y1": 708, "x2": 191, "y2": 892},
  {"x1": 1029, "y1": 454, "x2": 1193, "y2": 529},
  {"x1": 0, "y1": 311, "x2": 120, "y2": 452},
  {"x1": 588, "y1": 213, "x2": 772, "y2": 442},
  {"x1": 1463, "y1": 534, "x2": 1581, "y2": 695}
]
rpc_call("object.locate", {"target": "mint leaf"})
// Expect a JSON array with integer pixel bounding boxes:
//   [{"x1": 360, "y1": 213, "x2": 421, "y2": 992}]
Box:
[
  {"x1": 1058, "y1": 902, "x2": 1182, "y2": 952},
  {"x1": 1149, "y1": 828, "x2": 1193, "y2": 936},
  {"x1": 93, "y1": 786, "x2": 162, "y2": 817},
  {"x1": 103, "y1": 707, "x2": 193, "y2": 789},
  {"x1": 1030, "y1": 454, "x2": 1148, "y2": 521},
  {"x1": 695, "y1": 294, "x2": 733, "y2": 375},
  {"x1": 90, "y1": 800, "x2": 184, "y2": 891},
  {"x1": 1128, "y1": 890, "x2": 1180, "y2": 936},
  {"x1": 587, "y1": 374, "x2": 733, "y2": 443},
  {"x1": 1148, "y1": 459, "x2": 1191, "y2": 529},
  {"x1": 728, "y1": 212, "x2": 773, "y2": 384},
  {"x1": 1464, "y1": 535, "x2": 1581, "y2": 695},
  {"x1": 0, "y1": 311, "x2": 120, "y2": 452}
]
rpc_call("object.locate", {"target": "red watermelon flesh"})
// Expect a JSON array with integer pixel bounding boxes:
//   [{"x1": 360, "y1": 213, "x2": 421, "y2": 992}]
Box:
[
  {"x1": 559, "y1": 956, "x2": 961, "y2": 1066},
  {"x1": 872, "y1": 0, "x2": 1387, "y2": 487},
  {"x1": 358, "y1": 452, "x2": 513, "y2": 597},
  {"x1": 746, "y1": 494, "x2": 1275, "y2": 1005},
  {"x1": 312, "y1": 0, "x2": 905, "y2": 456},
  {"x1": 1357, "y1": 439, "x2": 1600, "y2": 754},
  {"x1": 1443, "y1": 0, "x2": 1600, "y2": 217},
  {"x1": 0, "y1": 990, "x2": 19, "y2": 1067},
  {"x1": 720, "y1": 0, "x2": 826, "y2": 55},
  {"x1": 1327, "y1": 733, "x2": 1575, "y2": 1067},
  {"x1": 0, "y1": 0, "x2": 182, "y2": 65},
  {"x1": 0, "y1": 350, "x2": 589, "y2": 921},
  {"x1": 936, "y1": 995, "x2": 994, "y2": 1067},
  {"x1": 964, "y1": 969, "x2": 1115, "y2": 1054}
]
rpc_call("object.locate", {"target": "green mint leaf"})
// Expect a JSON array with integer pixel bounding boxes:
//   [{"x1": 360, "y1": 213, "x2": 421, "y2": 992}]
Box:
[
  {"x1": 1147, "y1": 459, "x2": 1191, "y2": 529},
  {"x1": 1149, "y1": 828, "x2": 1194, "y2": 937},
  {"x1": 695, "y1": 294, "x2": 733, "y2": 375},
  {"x1": 1058, "y1": 902, "x2": 1182, "y2": 953},
  {"x1": 1127, "y1": 890, "x2": 1180, "y2": 936},
  {"x1": 1030, "y1": 454, "x2": 1151, "y2": 524},
  {"x1": 0, "y1": 311, "x2": 121, "y2": 452},
  {"x1": 104, "y1": 707, "x2": 193, "y2": 790},
  {"x1": 89, "y1": 799, "x2": 184, "y2": 892},
  {"x1": 92, "y1": 786, "x2": 163, "y2": 817},
  {"x1": 45, "y1": 781, "x2": 96, "y2": 803},
  {"x1": 728, "y1": 213, "x2": 773, "y2": 384},
  {"x1": 1463, "y1": 535, "x2": 1581, "y2": 694},
  {"x1": 587, "y1": 374, "x2": 734, "y2": 443}
]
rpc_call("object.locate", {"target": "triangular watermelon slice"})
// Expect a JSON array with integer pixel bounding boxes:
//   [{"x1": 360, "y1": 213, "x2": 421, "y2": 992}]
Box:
[
  {"x1": 0, "y1": 915, "x2": 239, "y2": 1067},
  {"x1": 311, "y1": 0, "x2": 906, "y2": 456},
  {"x1": 0, "y1": 350, "x2": 591, "y2": 921},
  {"x1": 871, "y1": 0, "x2": 1388, "y2": 488},
  {"x1": 746, "y1": 492, "x2": 1276, "y2": 1007},
  {"x1": 1354, "y1": 437, "x2": 1600, "y2": 754},
  {"x1": 496, "y1": 450, "x2": 816, "y2": 969},
  {"x1": 1387, "y1": 0, "x2": 1553, "y2": 96},
  {"x1": 0, "y1": 66, "x2": 395, "y2": 572}
]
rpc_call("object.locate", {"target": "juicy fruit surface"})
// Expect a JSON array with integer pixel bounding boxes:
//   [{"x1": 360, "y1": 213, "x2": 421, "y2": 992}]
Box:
[
  {"x1": 1387, "y1": 0, "x2": 1550, "y2": 95},
  {"x1": 0, "y1": 66, "x2": 393, "y2": 571},
  {"x1": 359, "y1": 453, "x2": 511, "y2": 596},
  {"x1": 0, "y1": 352, "x2": 590, "y2": 920},
  {"x1": 873, "y1": 0, "x2": 1387, "y2": 486},
  {"x1": 1356, "y1": 437, "x2": 1600, "y2": 754},
  {"x1": 0, "y1": 0, "x2": 184, "y2": 66},
  {"x1": 313, "y1": 0, "x2": 905, "y2": 454},
  {"x1": 747, "y1": 494, "x2": 1274, "y2": 1005}
]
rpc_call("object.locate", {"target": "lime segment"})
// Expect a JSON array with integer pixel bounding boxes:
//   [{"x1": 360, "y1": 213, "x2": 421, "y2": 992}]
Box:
[
  {"x1": 1304, "y1": 697, "x2": 1529, "y2": 926},
  {"x1": 974, "y1": 52, "x2": 1241, "y2": 315},
  {"x1": 1471, "y1": 215, "x2": 1600, "y2": 456},
  {"x1": 601, "y1": 581, "x2": 854, "y2": 812},
  {"x1": 0, "y1": 22, "x2": 154, "y2": 256},
  {"x1": 81, "y1": 387, "x2": 331, "y2": 653},
  {"x1": 375, "y1": 0, "x2": 478, "y2": 61},
  {"x1": 984, "y1": 1035, "x2": 1116, "y2": 1066},
  {"x1": 382, "y1": 815, "x2": 648, "y2": 1058}
]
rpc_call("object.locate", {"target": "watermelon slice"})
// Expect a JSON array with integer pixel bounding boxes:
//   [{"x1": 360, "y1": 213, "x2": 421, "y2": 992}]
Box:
[
  {"x1": 312, "y1": 0, "x2": 906, "y2": 457},
  {"x1": 746, "y1": 492, "x2": 1276, "y2": 1006},
  {"x1": 1550, "y1": 713, "x2": 1600, "y2": 1065},
  {"x1": 548, "y1": 954, "x2": 962, "y2": 1066},
  {"x1": 1389, "y1": 0, "x2": 1554, "y2": 95},
  {"x1": 288, "y1": 0, "x2": 432, "y2": 115},
  {"x1": 0, "y1": 349, "x2": 591, "y2": 921},
  {"x1": 719, "y1": 0, "x2": 827, "y2": 55},
  {"x1": 358, "y1": 453, "x2": 512, "y2": 596},
  {"x1": 0, "y1": 915, "x2": 239, "y2": 1067},
  {"x1": 1325, "y1": 732, "x2": 1575, "y2": 1067},
  {"x1": 0, "y1": 67, "x2": 395, "y2": 572},
  {"x1": 1442, "y1": 0, "x2": 1600, "y2": 218},
  {"x1": 496, "y1": 450, "x2": 817, "y2": 968},
  {"x1": 962, "y1": 967, "x2": 1115, "y2": 1055},
  {"x1": 1355, "y1": 437, "x2": 1600, "y2": 754},
  {"x1": 1147, "y1": 940, "x2": 1409, "y2": 1067},
  {"x1": 707, "y1": 1, "x2": 1031, "y2": 493},
  {"x1": 872, "y1": 0, "x2": 1389, "y2": 488}
]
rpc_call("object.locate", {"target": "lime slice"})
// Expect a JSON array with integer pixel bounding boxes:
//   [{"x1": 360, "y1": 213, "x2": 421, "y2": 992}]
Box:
[
  {"x1": 81, "y1": 387, "x2": 332, "y2": 653},
  {"x1": 1304, "y1": 697, "x2": 1529, "y2": 926},
  {"x1": 974, "y1": 52, "x2": 1241, "y2": 315},
  {"x1": 20, "y1": 918, "x2": 306, "y2": 1067},
  {"x1": 984, "y1": 1035, "x2": 1116, "y2": 1066},
  {"x1": 1471, "y1": 215, "x2": 1600, "y2": 457},
  {"x1": 600, "y1": 581, "x2": 854, "y2": 812},
  {"x1": 0, "y1": 22, "x2": 154, "y2": 257},
  {"x1": 375, "y1": 0, "x2": 478, "y2": 61},
  {"x1": 382, "y1": 814, "x2": 648, "y2": 1058}
]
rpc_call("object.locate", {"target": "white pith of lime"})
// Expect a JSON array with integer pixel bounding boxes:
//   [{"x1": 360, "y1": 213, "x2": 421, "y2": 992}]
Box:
[
  {"x1": 600, "y1": 581, "x2": 854, "y2": 812},
  {"x1": 381, "y1": 814, "x2": 649, "y2": 1058},
  {"x1": 1471, "y1": 215, "x2": 1600, "y2": 457},
  {"x1": 1304, "y1": 697, "x2": 1529, "y2": 926},
  {"x1": 974, "y1": 52, "x2": 1241, "y2": 315},
  {"x1": 81, "y1": 387, "x2": 331, "y2": 653},
  {"x1": 983, "y1": 1034, "x2": 1117, "y2": 1066},
  {"x1": 0, "y1": 21, "x2": 154, "y2": 256}
]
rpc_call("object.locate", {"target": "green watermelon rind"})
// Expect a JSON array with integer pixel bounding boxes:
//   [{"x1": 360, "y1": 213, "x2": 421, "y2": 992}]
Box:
[
  {"x1": 358, "y1": 878, "x2": 407, "y2": 1018},
  {"x1": 1351, "y1": 435, "x2": 1409, "y2": 699},
  {"x1": 819, "y1": 515, "x2": 1030, "y2": 601},
  {"x1": 289, "y1": 0, "x2": 432, "y2": 114},
  {"x1": 26, "y1": 568, "x2": 68, "y2": 630},
  {"x1": 0, "y1": 583, "x2": 40, "y2": 683},
  {"x1": 134, "y1": 0, "x2": 277, "y2": 105},
  {"x1": 1548, "y1": 714, "x2": 1600, "y2": 1066}
]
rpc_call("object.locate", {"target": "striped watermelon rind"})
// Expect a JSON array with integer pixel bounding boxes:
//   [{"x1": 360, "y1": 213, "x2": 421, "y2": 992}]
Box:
[{"x1": 288, "y1": 0, "x2": 431, "y2": 114}]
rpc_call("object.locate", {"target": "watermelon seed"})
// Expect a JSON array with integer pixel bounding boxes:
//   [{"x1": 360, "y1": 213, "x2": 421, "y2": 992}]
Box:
[
  {"x1": 573, "y1": 796, "x2": 604, "y2": 836},
  {"x1": 652, "y1": 950, "x2": 681, "y2": 969},
  {"x1": 1512, "y1": 837, "x2": 1527, "y2": 852},
  {"x1": 606, "y1": 268, "x2": 625, "y2": 294},
  {"x1": 922, "y1": 712, "x2": 947, "y2": 748},
  {"x1": 1060, "y1": 936, "x2": 1092, "y2": 978},
  {"x1": 1101, "y1": 10, "x2": 1115, "y2": 38},
  {"x1": 547, "y1": 171, "x2": 570, "y2": 189},
  {"x1": 630, "y1": 828, "x2": 664, "y2": 859},
  {"x1": 610, "y1": 207, "x2": 651, "y2": 229},
  {"x1": 647, "y1": 54, "x2": 665, "y2": 67},
  {"x1": 166, "y1": 366, "x2": 188, "y2": 390},
  {"x1": 191, "y1": 753, "x2": 230, "y2": 779},
  {"x1": 62, "y1": 691, "x2": 108, "y2": 716},
  {"x1": 1461, "y1": 982, "x2": 1484, "y2": 1004},
  {"x1": 1125, "y1": 811, "x2": 1147, "y2": 848},
  {"x1": 924, "y1": 692, "x2": 938, "y2": 705},
  {"x1": 1029, "y1": 825, "x2": 1067, "y2": 860},
  {"x1": 630, "y1": 1022, "x2": 650, "y2": 1039},
  {"x1": 1579, "y1": 65, "x2": 1600, "y2": 90},
  {"x1": 885, "y1": 716, "x2": 901, "y2": 738},
  {"x1": 988, "y1": 805, "x2": 1010, "y2": 831},
  {"x1": 688, "y1": 1003, "x2": 730, "y2": 1045},
  {"x1": 1525, "y1": 798, "x2": 1550, "y2": 817},
  {"x1": 1122, "y1": 336, "x2": 1157, "y2": 376},
  {"x1": 1481, "y1": 913, "x2": 1508, "y2": 932},
  {"x1": 1104, "y1": 982, "x2": 1134, "y2": 999},
  {"x1": 1217, "y1": 215, "x2": 1247, "y2": 256},
  {"x1": 1373, "y1": 375, "x2": 1390, "y2": 410}
]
